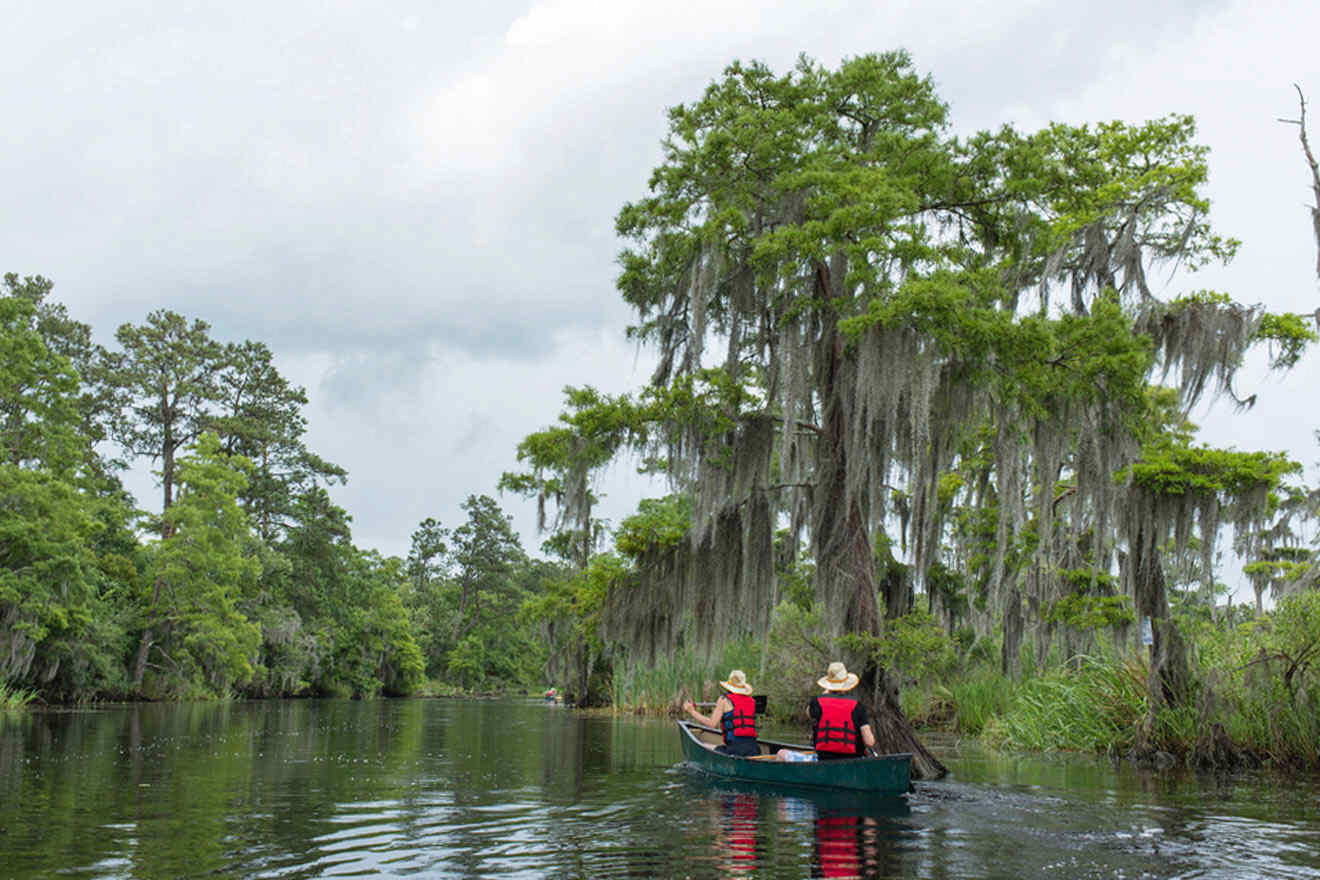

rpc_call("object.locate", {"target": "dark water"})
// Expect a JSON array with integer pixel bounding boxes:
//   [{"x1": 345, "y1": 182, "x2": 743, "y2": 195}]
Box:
[{"x1": 2, "y1": 699, "x2": 1318, "y2": 879}]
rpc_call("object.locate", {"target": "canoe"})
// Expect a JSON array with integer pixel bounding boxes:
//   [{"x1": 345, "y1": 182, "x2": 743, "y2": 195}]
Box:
[{"x1": 677, "y1": 720, "x2": 911, "y2": 796}]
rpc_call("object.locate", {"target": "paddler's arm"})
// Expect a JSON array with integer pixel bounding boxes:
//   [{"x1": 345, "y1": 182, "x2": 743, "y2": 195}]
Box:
[{"x1": 683, "y1": 696, "x2": 727, "y2": 729}]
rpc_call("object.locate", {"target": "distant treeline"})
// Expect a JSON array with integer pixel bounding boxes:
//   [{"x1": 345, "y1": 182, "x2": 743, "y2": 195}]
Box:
[{"x1": 1, "y1": 272, "x2": 560, "y2": 704}]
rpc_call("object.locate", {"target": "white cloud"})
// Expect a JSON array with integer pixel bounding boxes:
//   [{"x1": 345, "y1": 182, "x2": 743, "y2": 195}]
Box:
[
  {"x1": 406, "y1": 72, "x2": 518, "y2": 177},
  {"x1": 505, "y1": 0, "x2": 596, "y2": 48},
  {"x1": 9, "y1": 0, "x2": 1320, "y2": 577}
]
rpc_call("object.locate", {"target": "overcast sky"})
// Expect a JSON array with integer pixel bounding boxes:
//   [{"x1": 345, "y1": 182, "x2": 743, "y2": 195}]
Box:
[{"x1": 4, "y1": 0, "x2": 1318, "y2": 591}]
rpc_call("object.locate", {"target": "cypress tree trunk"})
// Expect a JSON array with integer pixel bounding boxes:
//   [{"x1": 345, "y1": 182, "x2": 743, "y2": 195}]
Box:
[
  {"x1": 814, "y1": 276, "x2": 947, "y2": 780},
  {"x1": 132, "y1": 575, "x2": 164, "y2": 691},
  {"x1": 1131, "y1": 521, "x2": 1189, "y2": 707},
  {"x1": 821, "y1": 498, "x2": 946, "y2": 779},
  {"x1": 132, "y1": 630, "x2": 152, "y2": 690},
  {"x1": 1130, "y1": 519, "x2": 1191, "y2": 757},
  {"x1": 1002, "y1": 587, "x2": 1024, "y2": 680}
]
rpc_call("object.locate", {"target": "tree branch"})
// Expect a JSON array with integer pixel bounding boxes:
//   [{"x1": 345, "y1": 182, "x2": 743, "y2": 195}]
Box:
[{"x1": 1279, "y1": 84, "x2": 1320, "y2": 280}]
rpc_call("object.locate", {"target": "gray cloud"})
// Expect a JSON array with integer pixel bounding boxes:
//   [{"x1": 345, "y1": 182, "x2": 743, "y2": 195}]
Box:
[{"x1": 6, "y1": 0, "x2": 1317, "y2": 574}]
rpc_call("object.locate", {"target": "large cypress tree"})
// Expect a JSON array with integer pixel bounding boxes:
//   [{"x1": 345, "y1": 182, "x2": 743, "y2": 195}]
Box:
[{"x1": 610, "y1": 52, "x2": 1304, "y2": 778}]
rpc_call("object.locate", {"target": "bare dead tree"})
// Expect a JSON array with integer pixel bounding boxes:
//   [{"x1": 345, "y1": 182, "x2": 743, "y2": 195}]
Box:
[{"x1": 1278, "y1": 84, "x2": 1320, "y2": 284}]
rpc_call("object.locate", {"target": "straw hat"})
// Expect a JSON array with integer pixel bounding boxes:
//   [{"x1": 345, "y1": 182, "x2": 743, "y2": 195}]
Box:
[
  {"x1": 719, "y1": 669, "x2": 754, "y2": 695},
  {"x1": 817, "y1": 661, "x2": 859, "y2": 692}
]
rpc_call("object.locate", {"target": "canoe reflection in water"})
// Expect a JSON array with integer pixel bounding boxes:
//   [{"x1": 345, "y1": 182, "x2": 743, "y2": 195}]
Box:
[
  {"x1": 684, "y1": 771, "x2": 913, "y2": 879},
  {"x1": 713, "y1": 793, "x2": 761, "y2": 875},
  {"x1": 812, "y1": 811, "x2": 875, "y2": 879}
]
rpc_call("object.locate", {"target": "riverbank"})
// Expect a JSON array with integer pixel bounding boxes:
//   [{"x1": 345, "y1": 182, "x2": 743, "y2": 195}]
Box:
[
  {"x1": 9, "y1": 647, "x2": 1317, "y2": 775},
  {"x1": 600, "y1": 651, "x2": 1320, "y2": 773}
]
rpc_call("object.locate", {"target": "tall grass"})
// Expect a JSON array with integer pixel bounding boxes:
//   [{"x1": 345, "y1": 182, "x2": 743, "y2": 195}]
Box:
[
  {"x1": 609, "y1": 638, "x2": 767, "y2": 715},
  {"x1": 1, "y1": 682, "x2": 38, "y2": 709},
  {"x1": 931, "y1": 652, "x2": 1320, "y2": 764},
  {"x1": 1218, "y1": 683, "x2": 1320, "y2": 765},
  {"x1": 947, "y1": 671, "x2": 1019, "y2": 736},
  {"x1": 983, "y1": 654, "x2": 1148, "y2": 752},
  {"x1": 610, "y1": 651, "x2": 720, "y2": 714}
]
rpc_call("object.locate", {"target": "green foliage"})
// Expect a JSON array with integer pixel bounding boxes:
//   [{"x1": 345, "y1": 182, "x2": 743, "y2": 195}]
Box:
[
  {"x1": 950, "y1": 503, "x2": 998, "y2": 607},
  {"x1": 926, "y1": 560, "x2": 968, "y2": 619},
  {"x1": 348, "y1": 553, "x2": 427, "y2": 697},
  {"x1": 0, "y1": 464, "x2": 103, "y2": 689},
  {"x1": 500, "y1": 385, "x2": 641, "y2": 567},
  {"x1": 212, "y1": 340, "x2": 346, "y2": 543},
  {"x1": 406, "y1": 517, "x2": 449, "y2": 590},
  {"x1": 774, "y1": 530, "x2": 815, "y2": 612},
  {"x1": 1160, "y1": 598, "x2": 1320, "y2": 764},
  {"x1": 401, "y1": 496, "x2": 541, "y2": 693},
  {"x1": 0, "y1": 681, "x2": 38, "y2": 708},
  {"x1": 609, "y1": 650, "x2": 720, "y2": 713},
  {"x1": 0, "y1": 292, "x2": 89, "y2": 473},
  {"x1": 0, "y1": 278, "x2": 531, "y2": 704},
  {"x1": 1127, "y1": 442, "x2": 1300, "y2": 499},
  {"x1": 1043, "y1": 591, "x2": 1135, "y2": 630},
  {"x1": 522, "y1": 552, "x2": 629, "y2": 656},
  {"x1": 759, "y1": 601, "x2": 833, "y2": 721},
  {"x1": 960, "y1": 601, "x2": 1320, "y2": 764},
  {"x1": 1029, "y1": 114, "x2": 1238, "y2": 264},
  {"x1": 614, "y1": 494, "x2": 692, "y2": 560},
  {"x1": 634, "y1": 370, "x2": 762, "y2": 471},
  {"x1": 104, "y1": 310, "x2": 227, "y2": 527},
  {"x1": 870, "y1": 609, "x2": 960, "y2": 684},
  {"x1": 1245, "y1": 590, "x2": 1320, "y2": 703},
  {"x1": 245, "y1": 602, "x2": 313, "y2": 697},
  {"x1": 448, "y1": 494, "x2": 526, "y2": 645},
  {"x1": 1244, "y1": 556, "x2": 1311, "y2": 584},
  {"x1": 935, "y1": 472, "x2": 965, "y2": 506},
  {"x1": 1253, "y1": 311, "x2": 1317, "y2": 370},
  {"x1": 145, "y1": 433, "x2": 261, "y2": 695},
  {"x1": 447, "y1": 635, "x2": 485, "y2": 689}
]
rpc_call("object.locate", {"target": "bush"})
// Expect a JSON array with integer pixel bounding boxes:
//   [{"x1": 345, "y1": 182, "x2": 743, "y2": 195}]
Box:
[
  {"x1": 873, "y1": 609, "x2": 959, "y2": 685},
  {"x1": 760, "y1": 601, "x2": 833, "y2": 722}
]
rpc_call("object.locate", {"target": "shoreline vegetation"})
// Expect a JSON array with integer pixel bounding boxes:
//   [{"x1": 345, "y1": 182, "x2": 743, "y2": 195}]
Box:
[
  {"x1": 7, "y1": 591, "x2": 1320, "y2": 772},
  {"x1": 590, "y1": 599, "x2": 1320, "y2": 772},
  {"x1": 5, "y1": 53, "x2": 1320, "y2": 780}
]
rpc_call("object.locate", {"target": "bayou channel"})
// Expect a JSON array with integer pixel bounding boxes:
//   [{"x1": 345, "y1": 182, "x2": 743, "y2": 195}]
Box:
[{"x1": 3, "y1": 697, "x2": 1318, "y2": 878}]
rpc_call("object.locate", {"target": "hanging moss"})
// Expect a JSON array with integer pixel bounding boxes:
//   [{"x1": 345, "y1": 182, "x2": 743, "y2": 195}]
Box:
[{"x1": 1133, "y1": 292, "x2": 1262, "y2": 410}]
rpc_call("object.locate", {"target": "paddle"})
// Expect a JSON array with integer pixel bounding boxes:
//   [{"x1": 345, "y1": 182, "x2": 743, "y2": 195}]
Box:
[{"x1": 693, "y1": 695, "x2": 768, "y2": 714}]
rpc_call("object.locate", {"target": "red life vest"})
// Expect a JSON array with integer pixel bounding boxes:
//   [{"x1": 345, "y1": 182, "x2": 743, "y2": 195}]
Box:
[
  {"x1": 721, "y1": 693, "x2": 758, "y2": 741},
  {"x1": 813, "y1": 695, "x2": 859, "y2": 754}
]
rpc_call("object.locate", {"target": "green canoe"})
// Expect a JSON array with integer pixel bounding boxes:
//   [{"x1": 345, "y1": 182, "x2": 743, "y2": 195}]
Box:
[{"x1": 677, "y1": 721, "x2": 911, "y2": 796}]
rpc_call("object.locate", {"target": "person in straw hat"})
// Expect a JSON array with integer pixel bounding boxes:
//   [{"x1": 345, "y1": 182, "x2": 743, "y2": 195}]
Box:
[
  {"x1": 682, "y1": 669, "x2": 760, "y2": 756},
  {"x1": 809, "y1": 661, "x2": 877, "y2": 760}
]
